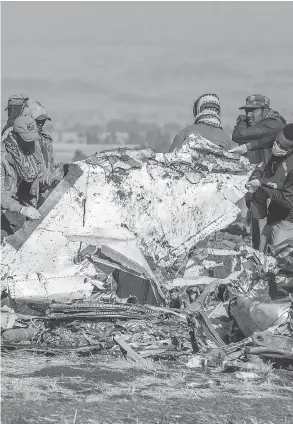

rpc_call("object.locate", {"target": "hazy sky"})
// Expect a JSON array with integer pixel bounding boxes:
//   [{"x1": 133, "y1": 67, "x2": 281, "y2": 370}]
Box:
[{"x1": 2, "y1": 1, "x2": 293, "y2": 126}]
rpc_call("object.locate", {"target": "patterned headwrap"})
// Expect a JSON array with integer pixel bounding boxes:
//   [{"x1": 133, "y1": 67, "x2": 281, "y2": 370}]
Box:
[
  {"x1": 193, "y1": 94, "x2": 223, "y2": 129},
  {"x1": 4, "y1": 132, "x2": 46, "y2": 183}
]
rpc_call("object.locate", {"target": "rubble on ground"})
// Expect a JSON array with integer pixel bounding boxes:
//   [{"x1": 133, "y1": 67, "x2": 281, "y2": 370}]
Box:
[
  {"x1": 2, "y1": 227, "x2": 292, "y2": 372},
  {"x1": 1, "y1": 137, "x2": 293, "y2": 375}
]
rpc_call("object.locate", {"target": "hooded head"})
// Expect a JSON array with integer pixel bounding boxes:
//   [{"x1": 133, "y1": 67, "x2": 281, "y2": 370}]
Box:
[
  {"x1": 193, "y1": 94, "x2": 222, "y2": 128},
  {"x1": 5, "y1": 93, "x2": 29, "y2": 114},
  {"x1": 1, "y1": 93, "x2": 29, "y2": 136},
  {"x1": 272, "y1": 124, "x2": 293, "y2": 156}
]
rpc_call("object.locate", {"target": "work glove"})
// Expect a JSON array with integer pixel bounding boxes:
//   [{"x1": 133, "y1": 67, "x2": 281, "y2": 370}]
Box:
[
  {"x1": 20, "y1": 206, "x2": 41, "y2": 220},
  {"x1": 229, "y1": 144, "x2": 248, "y2": 155},
  {"x1": 246, "y1": 179, "x2": 261, "y2": 192}
]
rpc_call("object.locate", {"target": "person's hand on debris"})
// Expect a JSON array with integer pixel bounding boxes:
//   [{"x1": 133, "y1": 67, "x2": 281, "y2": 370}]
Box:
[
  {"x1": 20, "y1": 206, "x2": 41, "y2": 220},
  {"x1": 246, "y1": 179, "x2": 261, "y2": 193},
  {"x1": 229, "y1": 144, "x2": 248, "y2": 155}
]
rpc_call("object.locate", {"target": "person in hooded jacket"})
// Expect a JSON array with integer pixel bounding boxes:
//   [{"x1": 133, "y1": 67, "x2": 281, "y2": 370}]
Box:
[
  {"x1": 1, "y1": 116, "x2": 62, "y2": 239},
  {"x1": 169, "y1": 94, "x2": 234, "y2": 152},
  {"x1": 230, "y1": 94, "x2": 286, "y2": 164},
  {"x1": 246, "y1": 123, "x2": 293, "y2": 253}
]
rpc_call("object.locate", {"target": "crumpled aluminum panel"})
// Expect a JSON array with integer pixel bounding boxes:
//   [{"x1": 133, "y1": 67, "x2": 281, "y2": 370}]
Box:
[
  {"x1": 7, "y1": 260, "x2": 97, "y2": 301},
  {"x1": 1, "y1": 134, "x2": 253, "y2": 280}
]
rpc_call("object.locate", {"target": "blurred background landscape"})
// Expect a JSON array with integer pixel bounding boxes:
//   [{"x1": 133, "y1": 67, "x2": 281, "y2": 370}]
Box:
[{"x1": 2, "y1": 2, "x2": 293, "y2": 163}]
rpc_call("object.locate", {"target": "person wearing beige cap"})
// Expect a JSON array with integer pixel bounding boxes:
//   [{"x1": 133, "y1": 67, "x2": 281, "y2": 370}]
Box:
[
  {"x1": 1, "y1": 116, "x2": 61, "y2": 239},
  {"x1": 21, "y1": 98, "x2": 55, "y2": 173},
  {"x1": 245, "y1": 124, "x2": 293, "y2": 252}
]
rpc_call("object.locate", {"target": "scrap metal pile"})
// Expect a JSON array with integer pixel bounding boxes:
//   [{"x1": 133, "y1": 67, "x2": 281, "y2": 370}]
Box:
[{"x1": 1, "y1": 135, "x2": 293, "y2": 370}]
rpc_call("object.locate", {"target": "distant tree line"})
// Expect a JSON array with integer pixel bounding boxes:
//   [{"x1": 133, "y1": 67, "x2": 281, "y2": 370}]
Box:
[
  {"x1": 69, "y1": 119, "x2": 234, "y2": 154},
  {"x1": 79, "y1": 119, "x2": 182, "y2": 153}
]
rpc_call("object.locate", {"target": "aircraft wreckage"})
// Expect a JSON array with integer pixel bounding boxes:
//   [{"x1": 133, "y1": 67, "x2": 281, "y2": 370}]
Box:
[
  {"x1": 1, "y1": 135, "x2": 253, "y2": 303},
  {"x1": 2, "y1": 135, "x2": 293, "y2": 368}
]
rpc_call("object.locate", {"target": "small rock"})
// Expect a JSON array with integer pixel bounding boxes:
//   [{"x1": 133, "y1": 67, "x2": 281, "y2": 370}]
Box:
[
  {"x1": 235, "y1": 372, "x2": 259, "y2": 380},
  {"x1": 186, "y1": 355, "x2": 204, "y2": 368},
  {"x1": 85, "y1": 395, "x2": 103, "y2": 403},
  {"x1": 187, "y1": 379, "x2": 221, "y2": 389}
]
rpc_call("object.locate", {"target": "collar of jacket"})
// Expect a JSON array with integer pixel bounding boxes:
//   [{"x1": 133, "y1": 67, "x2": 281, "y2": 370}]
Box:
[
  {"x1": 1, "y1": 126, "x2": 13, "y2": 142},
  {"x1": 263, "y1": 108, "x2": 287, "y2": 124},
  {"x1": 39, "y1": 130, "x2": 52, "y2": 139}
]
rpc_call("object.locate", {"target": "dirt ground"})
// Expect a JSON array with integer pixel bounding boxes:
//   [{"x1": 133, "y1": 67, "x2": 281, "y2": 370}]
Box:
[{"x1": 1, "y1": 351, "x2": 293, "y2": 424}]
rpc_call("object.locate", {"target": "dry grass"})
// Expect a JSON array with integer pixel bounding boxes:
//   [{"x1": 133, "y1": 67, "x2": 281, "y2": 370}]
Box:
[
  {"x1": 100, "y1": 356, "x2": 167, "y2": 373},
  {"x1": 1, "y1": 351, "x2": 288, "y2": 403},
  {"x1": 1, "y1": 351, "x2": 292, "y2": 424},
  {"x1": 1, "y1": 375, "x2": 78, "y2": 401},
  {"x1": 244, "y1": 420, "x2": 290, "y2": 424},
  {"x1": 83, "y1": 362, "x2": 287, "y2": 405},
  {"x1": 253, "y1": 361, "x2": 275, "y2": 379},
  {"x1": 1, "y1": 350, "x2": 82, "y2": 376}
]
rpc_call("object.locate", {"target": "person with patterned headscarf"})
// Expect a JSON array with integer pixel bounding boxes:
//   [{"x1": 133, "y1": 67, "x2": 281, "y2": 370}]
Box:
[
  {"x1": 169, "y1": 94, "x2": 234, "y2": 152},
  {"x1": 1, "y1": 116, "x2": 62, "y2": 239}
]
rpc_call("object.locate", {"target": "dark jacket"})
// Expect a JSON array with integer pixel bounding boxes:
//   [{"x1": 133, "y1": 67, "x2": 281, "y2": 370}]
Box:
[
  {"x1": 249, "y1": 152, "x2": 293, "y2": 225},
  {"x1": 232, "y1": 110, "x2": 286, "y2": 165},
  {"x1": 169, "y1": 123, "x2": 234, "y2": 152}
]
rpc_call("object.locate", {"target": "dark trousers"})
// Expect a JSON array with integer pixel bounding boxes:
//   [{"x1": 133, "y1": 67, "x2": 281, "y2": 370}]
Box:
[
  {"x1": 251, "y1": 216, "x2": 267, "y2": 251},
  {"x1": 259, "y1": 221, "x2": 293, "y2": 253},
  {"x1": 1, "y1": 211, "x2": 26, "y2": 240}
]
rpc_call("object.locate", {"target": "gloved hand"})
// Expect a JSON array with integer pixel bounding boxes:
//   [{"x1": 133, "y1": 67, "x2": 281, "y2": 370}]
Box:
[
  {"x1": 229, "y1": 144, "x2": 248, "y2": 155},
  {"x1": 246, "y1": 179, "x2": 261, "y2": 192},
  {"x1": 20, "y1": 206, "x2": 41, "y2": 220}
]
